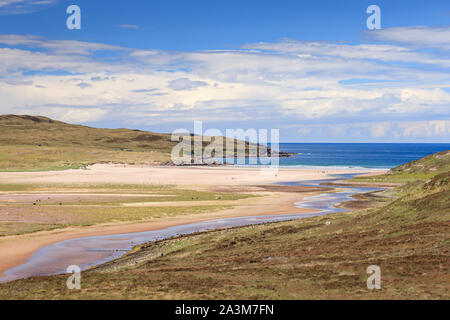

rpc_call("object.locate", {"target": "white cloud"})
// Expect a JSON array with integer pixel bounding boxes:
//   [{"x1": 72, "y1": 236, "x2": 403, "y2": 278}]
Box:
[
  {"x1": 369, "y1": 26, "x2": 450, "y2": 50},
  {"x1": 168, "y1": 78, "x2": 209, "y2": 91},
  {"x1": 0, "y1": 0, "x2": 57, "y2": 15},
  {"x1": 0, "y1": 35, "x2": 126, "y2": 55},
  {"x1": 288, "y1": 121, "x2": 450, "y2": 141},
  {"x1": 298, "y1": 127, "x2": 312, "y2": 136},
  {"x1": 117, "y1": 24, "x2": 139, "y2": 29},
  {"x1": 370, "y1": 123, "x2": 390, "y2": 138},
  {"x1": 0, "y1": 31, "x2": 448, "y2": 141},
  {"x1": 243, "y1": 39, "x2": 450, "y2": 67},
  {"x1": 398, "y1": 120, "x2": 450, "y2": 138},
  {"x1": 19, "y1": 106, "x2": 108, "y2": 123}
]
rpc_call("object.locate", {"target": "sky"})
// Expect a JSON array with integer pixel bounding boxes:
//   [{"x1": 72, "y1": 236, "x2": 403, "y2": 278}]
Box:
[{"x1": 0, "y1": 0, "x2": 449, "y2": 142}]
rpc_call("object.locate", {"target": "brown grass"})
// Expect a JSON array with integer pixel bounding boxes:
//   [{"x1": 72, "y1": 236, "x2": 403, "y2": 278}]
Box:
[{"x1": 1, "y1": 173, "x2": 448, "y2": 299}]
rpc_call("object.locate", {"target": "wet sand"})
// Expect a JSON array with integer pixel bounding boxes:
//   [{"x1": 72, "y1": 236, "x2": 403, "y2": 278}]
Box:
[
  {"x1": 0, "y1": 165, "x2": 385, "y2": 281},
  {"x1": 1, "y1": 174, "x2": 383, "y2": 282},
  {"x1": 0, "y1": 191, "x2": 316, "y2": 279}
]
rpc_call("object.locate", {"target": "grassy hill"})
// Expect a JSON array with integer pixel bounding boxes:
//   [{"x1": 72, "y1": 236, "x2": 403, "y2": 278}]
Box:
[
  {"x1": 391, "y1": 150, "x2": 450, "y2": 174},
  {"x1": 352, "y1": 150, "x2": 450, "y2": 183},
  {"x1": 1, "y1": 154, "x2": 448, "y2": 299},
  {"x1": 0, "y1": 115, "x2": 265, "y2": 171},
  {"x1": 0, "y1": 115, "x2": 178, "y2": 152}
]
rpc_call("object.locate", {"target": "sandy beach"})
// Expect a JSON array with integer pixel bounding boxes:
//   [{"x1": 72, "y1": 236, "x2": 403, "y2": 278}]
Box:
[
  {"x1": 0, "y1": 163, "x2": 372, "y2": 188},
  {"x1": 0, "y1": 165, "x2": 377, "y2": 279}
]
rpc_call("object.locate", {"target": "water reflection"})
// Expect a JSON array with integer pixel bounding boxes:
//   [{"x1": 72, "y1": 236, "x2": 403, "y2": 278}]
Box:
[{"x1": 1, "y1": 174, "x2": 381, "y2": 282}]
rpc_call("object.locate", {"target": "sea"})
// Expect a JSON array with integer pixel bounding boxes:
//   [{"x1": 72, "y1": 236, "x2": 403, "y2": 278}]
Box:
[{"x1": 226, "y1": 143, "x2": 450, "y2": 170}]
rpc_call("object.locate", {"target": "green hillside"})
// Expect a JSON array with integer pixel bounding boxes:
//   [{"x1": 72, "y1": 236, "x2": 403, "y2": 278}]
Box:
[
  {"x1": 0, "y1": 115, "x2": 265, "y2": 171},
  {"x1": 392, "y1": 150, "x2": 450, "y2": 174},
  {"x1": 352, "y1": 150, "x2": 450, "y2": 183},
  {"x1": 0, "y1": 115, "x2": 177, "y2": 152}
]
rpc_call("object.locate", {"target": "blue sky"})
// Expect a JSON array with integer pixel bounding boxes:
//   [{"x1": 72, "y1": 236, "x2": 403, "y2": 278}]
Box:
[
  {"x1": 1, "y1": 0, "x2": 449, "y2": 50},
  {"x1": 0, "y1": 0, "x2": 449, "y2": 142}
]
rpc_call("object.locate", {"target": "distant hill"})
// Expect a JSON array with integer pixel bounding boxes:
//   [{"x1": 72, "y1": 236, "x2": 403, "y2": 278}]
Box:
[
  {"x1": 0, "y1": 115, "x2": 178, "y2": 153},
  {"x1": 0, "y1": 115, "x2": 265, "y2": 171}
]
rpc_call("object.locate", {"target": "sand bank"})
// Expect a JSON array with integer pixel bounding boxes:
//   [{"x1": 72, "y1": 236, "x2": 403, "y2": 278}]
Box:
[
  {"x1": 0, "y1": 164, "x2": 372, "y2": 188},
  {"x1": 0, "y1": 165, "x2": 384, "y2": 279},
  {"x1": 0, "y1": 190, "x2": 315, "y2": 278}
]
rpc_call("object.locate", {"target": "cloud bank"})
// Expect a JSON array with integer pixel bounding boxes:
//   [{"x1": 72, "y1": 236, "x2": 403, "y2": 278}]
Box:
[{"x1": 0, "y1": 26, "x2": 449, "y2": 141}]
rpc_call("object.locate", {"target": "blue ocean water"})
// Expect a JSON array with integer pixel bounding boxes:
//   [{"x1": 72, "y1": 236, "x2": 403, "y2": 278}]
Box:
[
  {"x1": 277, "y1": 143, "x2": 450, "y2": 169},
  {"x1": 225, "y1": 143, "x2": 450, "y2": 169}
]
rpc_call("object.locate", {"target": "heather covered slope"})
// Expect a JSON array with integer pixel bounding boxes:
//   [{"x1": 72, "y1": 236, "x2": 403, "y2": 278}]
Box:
[{"x1": 1, "y1": 157, "x2": 448, "y2": 299}]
